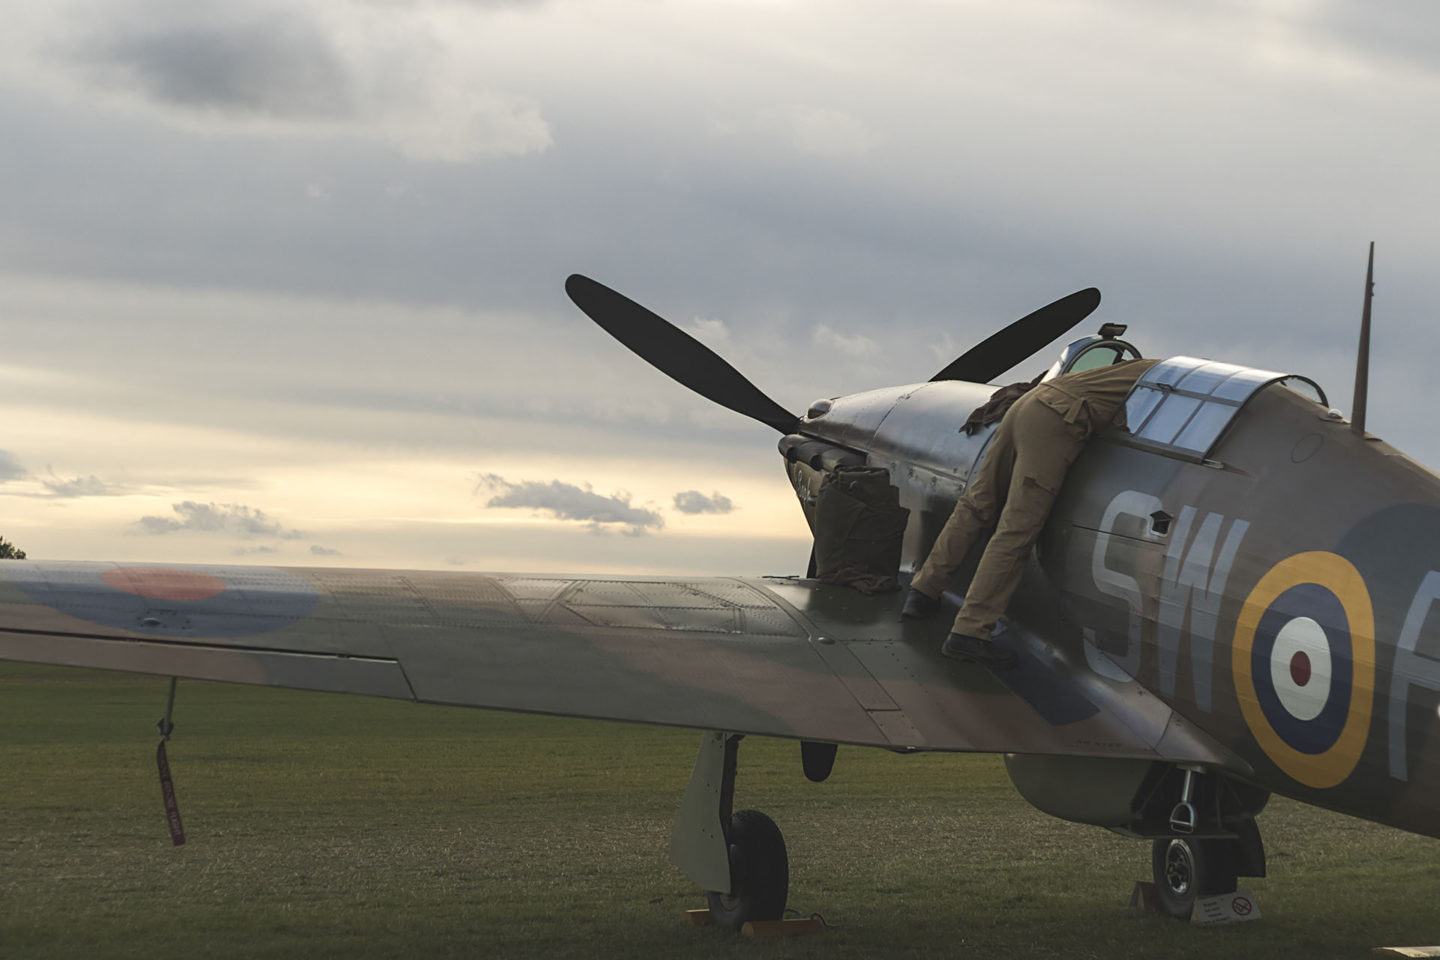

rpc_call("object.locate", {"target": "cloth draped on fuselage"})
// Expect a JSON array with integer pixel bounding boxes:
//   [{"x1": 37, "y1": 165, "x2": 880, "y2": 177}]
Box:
[{"x1": 813, "y1": 465, "x2": 909, "y2": 595}]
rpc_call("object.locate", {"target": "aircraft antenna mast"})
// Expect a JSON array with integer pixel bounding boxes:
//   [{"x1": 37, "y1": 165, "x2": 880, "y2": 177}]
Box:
[{"x1": 1351, "y1": 242, "x2": 1375, "y2": 436}]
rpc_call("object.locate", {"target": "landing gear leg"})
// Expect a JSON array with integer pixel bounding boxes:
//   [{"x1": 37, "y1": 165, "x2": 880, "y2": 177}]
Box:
[{"x1": 670, "y1": 732, "x2": 791, "y2": 929}]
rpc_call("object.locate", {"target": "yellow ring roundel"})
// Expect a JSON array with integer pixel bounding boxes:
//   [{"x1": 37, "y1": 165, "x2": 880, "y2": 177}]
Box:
[{"x1": 1232, "y1": 551, "x2": 1375, "y2": 789}]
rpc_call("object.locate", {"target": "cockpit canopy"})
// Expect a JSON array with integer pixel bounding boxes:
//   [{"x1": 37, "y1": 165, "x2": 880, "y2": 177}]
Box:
[{"x1": 1123, "y1": 356, "x2": 1328, "y2": 462}]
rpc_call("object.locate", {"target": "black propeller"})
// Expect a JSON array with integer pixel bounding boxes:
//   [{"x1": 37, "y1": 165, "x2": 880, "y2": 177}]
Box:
[
  {"x1": 929, "y1": 287, "x2": 1101, "y2": 384},
  {"x1": 565, "y1": 274, "x2": 801, "y2": 434}
]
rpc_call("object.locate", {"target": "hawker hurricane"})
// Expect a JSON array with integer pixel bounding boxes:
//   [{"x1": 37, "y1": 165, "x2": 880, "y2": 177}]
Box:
[{"x1": 3, "y1": 248, "x2": 1426, "y2": 924}]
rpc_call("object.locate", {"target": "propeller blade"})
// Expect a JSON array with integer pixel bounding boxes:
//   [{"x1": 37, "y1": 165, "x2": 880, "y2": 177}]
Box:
[
  {"x1": 565, "y1": 274, "x2": 801, "y2": 434},
  {"x1": 930, "y1": 287, "x2": 1102, "y2": 383}
]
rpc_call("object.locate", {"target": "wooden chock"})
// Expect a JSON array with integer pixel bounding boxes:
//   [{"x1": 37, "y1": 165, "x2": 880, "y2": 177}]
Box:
[
  {"x1": 1129, "y1": 880, "x2": 1161, "y2": 913},
  {"x1": 682, "y1": 909, "x2": 713, "y2": 927}
]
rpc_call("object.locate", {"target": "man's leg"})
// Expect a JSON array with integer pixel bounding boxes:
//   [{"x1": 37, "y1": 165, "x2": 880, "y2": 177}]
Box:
[
  {"x1": 908, "y1": 415, "x2": 1016, "y2": 605},
  {"x1": 947, "y1": 400, "x2": 1087, "y2": 648}
]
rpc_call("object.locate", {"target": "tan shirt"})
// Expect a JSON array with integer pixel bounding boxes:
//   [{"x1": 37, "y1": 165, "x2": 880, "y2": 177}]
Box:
[{"x1": 1030, "y1": 358, "x2": 1162, "y2": 432}]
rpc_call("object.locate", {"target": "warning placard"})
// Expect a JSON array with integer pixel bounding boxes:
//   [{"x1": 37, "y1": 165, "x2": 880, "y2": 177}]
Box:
[{"x1": 1190, "y1": 890, "x2": 1261, "y2": 926}]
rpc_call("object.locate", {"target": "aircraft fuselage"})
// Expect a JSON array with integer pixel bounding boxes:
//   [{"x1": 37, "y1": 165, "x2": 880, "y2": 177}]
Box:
[{"x1": 790, "y1": 372, "x2": 1440, "y2": 841}]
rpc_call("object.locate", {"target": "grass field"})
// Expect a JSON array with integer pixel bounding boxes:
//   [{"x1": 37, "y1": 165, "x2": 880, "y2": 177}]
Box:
[{"x1": 3, "y1": 662, "x2": 1438, "y2": 959}]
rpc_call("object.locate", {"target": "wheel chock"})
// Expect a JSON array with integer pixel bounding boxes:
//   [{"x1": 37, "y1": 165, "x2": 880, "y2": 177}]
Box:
[
  {"x1": 1129, "y1": 881, "x2": 1162, "y2": 913},
  {"x1": 742, "y1": 918, "x2": 825, "y2": 939},
  {"x1": 682, "y1": 909, "x2": 714, "y2": 926}
]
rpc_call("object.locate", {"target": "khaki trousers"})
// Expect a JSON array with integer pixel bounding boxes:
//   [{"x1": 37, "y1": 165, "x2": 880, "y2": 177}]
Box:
[{"x1": 911, "y1": 392, "x2": 1089, "y2": 637}]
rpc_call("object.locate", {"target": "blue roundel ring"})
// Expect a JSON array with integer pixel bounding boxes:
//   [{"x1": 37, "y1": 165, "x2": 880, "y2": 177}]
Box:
[
  {"x1": 1232, "y1": 551, "x2": 1375, "y2": 790},
  {"x1": 15, "y1": 563, "x2": 319, "y2": 639}
]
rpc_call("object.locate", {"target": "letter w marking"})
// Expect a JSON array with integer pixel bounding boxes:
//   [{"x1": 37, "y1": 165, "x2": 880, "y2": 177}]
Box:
[{"x1": 1157, "y1": 507, "x2": 1249, "y2": 713}]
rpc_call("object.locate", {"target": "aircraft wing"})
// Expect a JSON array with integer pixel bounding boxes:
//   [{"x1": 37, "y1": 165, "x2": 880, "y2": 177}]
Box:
[{"x1": 0, "y1": 561, "x2": 1232, "y2": 765}]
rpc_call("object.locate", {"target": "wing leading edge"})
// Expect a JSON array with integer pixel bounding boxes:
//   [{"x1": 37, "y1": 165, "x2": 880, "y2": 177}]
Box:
[{"x1": 0, "y1": 561, "x2": 1232, "y2": 765}]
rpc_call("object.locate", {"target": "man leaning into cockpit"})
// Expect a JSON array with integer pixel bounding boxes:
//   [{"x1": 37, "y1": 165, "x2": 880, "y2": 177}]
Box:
[{"x1": 901, "y1": 358, "x2": 1160, "y2": 668}]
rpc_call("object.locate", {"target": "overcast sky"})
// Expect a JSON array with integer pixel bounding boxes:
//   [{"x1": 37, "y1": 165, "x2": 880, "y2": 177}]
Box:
[{"x1": 0, "y1": 0, "x2": 1435, "y2": 574}]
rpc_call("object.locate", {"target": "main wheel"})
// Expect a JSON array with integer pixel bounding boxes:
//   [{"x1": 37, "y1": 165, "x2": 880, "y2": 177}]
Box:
[
  {"x1": 1152, "y1": 838, "x2": 1238, "y2": 919},
  {"x1": 706, "y1": 809, "x2": 789, "y2": 928}
]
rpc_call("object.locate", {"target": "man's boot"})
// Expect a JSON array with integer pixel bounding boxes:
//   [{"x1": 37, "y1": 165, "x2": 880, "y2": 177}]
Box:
[
  {"x1": 901, "y1": 587, "x2": 940, "y2": 620},
  {"x1": 941, "y1": 632, "x2": 1018, "y2": 669}
]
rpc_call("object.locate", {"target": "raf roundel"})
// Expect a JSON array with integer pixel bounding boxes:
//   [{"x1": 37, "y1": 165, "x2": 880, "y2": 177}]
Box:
[
  {"x1": 16, "y1": 563, "x2": 319, "y2": 639},
  {"x1": 1232, "y1": 552, "x2": 1375, "y2": 789}
]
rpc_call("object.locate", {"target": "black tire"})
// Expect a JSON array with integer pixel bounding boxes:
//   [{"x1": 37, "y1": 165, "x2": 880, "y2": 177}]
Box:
[
  {"x1": 1152, "y1": 838, "x2": 1238, "y2": 919},
  {"x1": 705, "y1": 809, "x2": 789, "y2": 928}
]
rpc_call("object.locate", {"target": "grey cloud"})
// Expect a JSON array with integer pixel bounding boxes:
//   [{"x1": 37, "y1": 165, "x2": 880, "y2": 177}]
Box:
[
  {"x1": 233, "y1": 544, "x2": 279, "y2": 555},
  {"x1": 137, "y1": 501, "x2": 305, "y2": 539},
  {"x1": 2, "y1": 0, "x2": 1438, "y2": 478},
  {"x1": 41, "y1": 474, "x2": 117, "y2": 498},
  {"x1": 673, "y1": 490, "x2": 734, "y2": 515},
  {"x1": 310, "y1": 544, "x2": 342, "y2": 556},
  {"x1": 80, "y1": 7, "x2": 352, "y2": 120},
  {"x1": 1307, "y1": 0, "x2": 1440, "y2": 76},
  {"x1": 50, "y1": 1, "x2": 551, "y2": 162},
  {"x1": 0, "y1": 450, "x2": 26, "y2": 481},
  {"x1": 0, "y1": 0, "x2": 1420, "y2": 347},
  {"x1": 476, "y1": 473, "x2": 663, "y2": 535},
  {"x1": 813, "y1": 323, "x2": 879, "y2": 359}
]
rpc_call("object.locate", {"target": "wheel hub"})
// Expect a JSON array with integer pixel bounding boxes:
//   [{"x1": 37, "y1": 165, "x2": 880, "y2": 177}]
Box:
[{"x1": 1163, "y1": 840, "x2": 1195, "y2": 897}]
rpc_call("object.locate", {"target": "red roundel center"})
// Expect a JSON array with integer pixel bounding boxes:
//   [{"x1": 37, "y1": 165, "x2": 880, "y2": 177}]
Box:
[
  {"x1": 1289, "y1": 651, "x2": 1312, "y2": 687},
  {"x1": 102, "y1": 567, "x2": 227, "y2": 602}
]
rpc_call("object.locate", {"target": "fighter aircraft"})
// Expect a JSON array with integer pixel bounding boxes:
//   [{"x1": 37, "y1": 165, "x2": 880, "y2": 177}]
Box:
[{"x1": 2, "y1": 250, "x2": 1428, "y2": 925}]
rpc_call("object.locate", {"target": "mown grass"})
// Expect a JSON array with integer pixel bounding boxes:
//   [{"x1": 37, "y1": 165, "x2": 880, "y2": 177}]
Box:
[{"x1": 3, "y1": 662, "x2": 1438, "y2": 959}]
